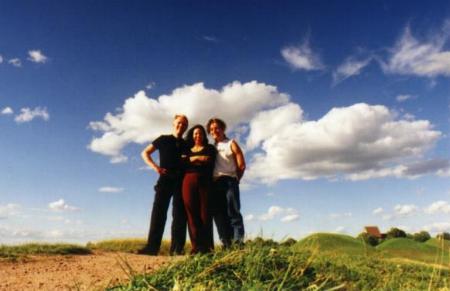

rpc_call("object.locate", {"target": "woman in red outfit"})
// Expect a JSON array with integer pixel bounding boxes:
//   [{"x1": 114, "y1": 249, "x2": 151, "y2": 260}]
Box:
[{"x1": 182, "y1": 125, "x2": 216, "y2": 254}]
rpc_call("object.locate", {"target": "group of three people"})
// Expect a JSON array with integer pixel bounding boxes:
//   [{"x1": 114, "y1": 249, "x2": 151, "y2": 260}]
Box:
[{"x1": 140, "y1": 115, "x2": 245, "y2": 255}]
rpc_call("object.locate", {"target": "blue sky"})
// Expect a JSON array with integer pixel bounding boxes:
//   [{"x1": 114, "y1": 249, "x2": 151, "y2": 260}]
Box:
[{"x1": 1, "y1": 1, "x2": 450, "y2": 244}]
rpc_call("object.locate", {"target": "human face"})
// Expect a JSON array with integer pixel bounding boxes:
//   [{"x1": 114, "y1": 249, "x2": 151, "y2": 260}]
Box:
[
  {"x1": 193, "y1": 128, "x2": 204, "y2": 145},
  {"x1": 173, "y1": 116, "x2": 188, "y2": 138},
  {"x1": 209, "y1": 122, "x2": 225, "y2": 142}
]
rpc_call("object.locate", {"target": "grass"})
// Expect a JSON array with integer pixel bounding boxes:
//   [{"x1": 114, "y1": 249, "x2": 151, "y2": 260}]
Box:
[
  {"x1": 108, "y1": 236, "x2": 450, "y2": 290},
  {"x1": 86, "y1": 238, "x2": 192, "y2": 255},
  {"x1": 0, "y1": 243, "x2": 91, "y2": 259},
  {"x1": 377, "y1": 238, "x2": 449, "y2": 265}
]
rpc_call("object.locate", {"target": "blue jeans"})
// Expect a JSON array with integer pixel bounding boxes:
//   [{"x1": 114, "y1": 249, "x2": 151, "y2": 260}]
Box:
[{"x1": 212, "y1": 176, "x2": 245, "y2": 244}]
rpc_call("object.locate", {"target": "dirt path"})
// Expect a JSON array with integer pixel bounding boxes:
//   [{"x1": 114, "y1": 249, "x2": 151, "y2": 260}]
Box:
[{"x1": 0, "y1": 252, "x2": 176, "y2": 291}]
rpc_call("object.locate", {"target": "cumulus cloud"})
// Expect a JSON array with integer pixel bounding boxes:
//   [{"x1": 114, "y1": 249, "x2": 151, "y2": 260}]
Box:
[
  {"x1": 247, "y1": 103, "x2": 441, "y2": 183},
  {"x1": 0, "y1": 203, "x2": 21, "y2": 219},
  {"x1": 258, "y1": 206, "x2": 299, "y2": 222},
  {"x1": 0, "y1": 55, "x2": 3, "y2": 63},
  {"x1": 98, "y1": 186, "x2": 124, "y2": 193},
  {"x1": 1, "y1": 107, "x2": 13, "y2": 115},
  {"x1": 48, "y1": 199, "x2": 79, "y2": 212},
  {"x1": 394, "y1": 204, "x2": 418, "y2": 217},
  {"x1": 90, "y1": 81, "x2": 445, "y2": 183},
  {"x1": 425, "y1": 201, "x2": 450, "y2": 214},
  {"x1": 15, "y1": 107, "x2": 49, "y2": 123},
  {"x1": 281, "y1": 41, "x2": 324, "y2": 71},
  {"x1": 402, "y1": 159, "x2": 450, "y2": 177},
  {"x1": 8, "y1": 58, "x2": 21, "y2": 67},
  {"x1": 332, "y1": 56, "x2": 372, "y2": 85},
  {"x1": 27, "y1": 50, "x2": 48, "y2": 63},
  {"x1": 88, "y1": 81, "x2": 289, "y2": 163},
  {"x1": 382, "y1": 22, "x2": 450, "y2": 77}
]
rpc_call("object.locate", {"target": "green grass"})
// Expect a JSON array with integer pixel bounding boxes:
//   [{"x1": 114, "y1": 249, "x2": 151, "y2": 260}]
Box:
[
  {"x1": 294, "y1": 233, "x2": 375, "y2": 256},
  {"x1": 0, "y1": 243, "x2": 91, "y2": 259},
  {"x1": 87, "y1": 238, "x2": 148, "y2": 253},
  {"x1": 109, "y1": 237, "x2": 450, "y2": 290}
]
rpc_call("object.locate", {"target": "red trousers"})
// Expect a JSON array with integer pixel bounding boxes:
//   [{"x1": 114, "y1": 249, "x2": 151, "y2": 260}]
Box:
[{"x1": 182, "y1": 172, "x2": 213, "y2": 254}]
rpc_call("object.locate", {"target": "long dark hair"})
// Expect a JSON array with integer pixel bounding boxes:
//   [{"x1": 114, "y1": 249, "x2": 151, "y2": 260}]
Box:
[{"x1": 185, "y1": 124, "x2": 209, "y2": 148}]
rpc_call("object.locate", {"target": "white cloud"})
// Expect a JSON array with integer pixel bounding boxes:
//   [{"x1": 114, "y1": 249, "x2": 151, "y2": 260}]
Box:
[
  {"x1": 425, "y1": 201, "x2": 450, "y2": 214},
  {"x1": 244, "y1": 214, "x2": 255, "y2": 221},
  {"x1": 396, "y1": 94, "x2": 413, "y2": 102},
  {"x1": 372, "y1": 207, "x2": 384, "y2": 215},
  {"x1": 258, "y1": 206, "x2": 299, "y2": 222},
  {"x1": 382, "y1": 23, "x2": 450, "y2": 77},
  {"x1": 8, "y1": 58, "x2": 21, "y2": 67},
  {"x1": 14, "y1": 107, "x2": 49, "y2": 123},
  {"x1": 1, "y1": 107, "x2": 13, "y2": 115},
  {"x1": 394, "y1": 204, "x2": 418, "y2": 217},
  {"x1": 98, "y1": 186, "x2": 124, "y2": 193},
  {"x1": 281, "y1": 214, "x2": 300, "y2": 222},
  {"x1": 48, "y1": 199, "x2": 79, "y2": 212},
  {"x1": 281, "y1": 41, "x2": 324, "y2": 71},
  {"x1": 0, "y1": 55, "x2": 3, "y2": 63},
  {"x1": 329, "y1": 212, "x2": 352, "y2": 219},
  {"x1": 0, "y1": 203, "x2": 21, "y2": 219},
  {"x1": 246, "y1": 103, "x2": 303, "y2": 150},
  {"x1": 332, "y1": 56, "x2": 372, "y2": 85},
  {"x1": 145, "y1": 82, "x2": 156, "y2": 90},
  {"x1": 247, "y1": 103, "x2": 441, "y2": 183},
  {"x1": 423, "y1": 222, "x2": 450, "y2": 233},
  {"x1": 203, "y1": 36, "x2": 219, "y2": 43},
  {"x1": 27, "y1": 50, "x2": 48, "y2": 63},
  {"x1": 88, "y1": 81, "x2": 289, "y2": 163}
]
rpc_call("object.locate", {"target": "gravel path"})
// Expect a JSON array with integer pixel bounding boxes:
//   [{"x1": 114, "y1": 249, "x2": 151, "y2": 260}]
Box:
[{"x1": 0, "y1": 252, "x2": 175, "y2": 290}]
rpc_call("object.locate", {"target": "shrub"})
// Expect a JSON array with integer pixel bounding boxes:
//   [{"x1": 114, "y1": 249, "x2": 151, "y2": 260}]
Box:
[
  {"x1": 357, "y1": 232, "x2": 379, "y2": 246},
  {"x1": 412, "y1": 231, "x2": 431, "y2": 242},
  {"x1": 386, "y1": 227, "x2": 407, "y2": 239}
]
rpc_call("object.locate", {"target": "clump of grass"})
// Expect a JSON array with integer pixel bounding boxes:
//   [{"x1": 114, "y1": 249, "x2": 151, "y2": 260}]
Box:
[
  {"x1": 87, "y1": 238, "x2": 148, "y2": 253},
  {"x1": 109, "y1": 237, "x2": 450, "y2": 290},
  {"x1": 0, "y1": 243, "x2": 91, "y2": 258}
]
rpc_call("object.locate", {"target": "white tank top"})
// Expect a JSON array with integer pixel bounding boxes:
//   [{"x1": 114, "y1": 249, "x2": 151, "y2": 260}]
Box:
[{"x1": 213, "y1": 138, "x2": 237, "y2": 178}]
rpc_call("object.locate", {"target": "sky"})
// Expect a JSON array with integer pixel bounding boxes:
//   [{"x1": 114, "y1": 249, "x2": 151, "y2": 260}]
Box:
[{"x1": 1, "y1": 0, "x2": 450, "y2": 244}]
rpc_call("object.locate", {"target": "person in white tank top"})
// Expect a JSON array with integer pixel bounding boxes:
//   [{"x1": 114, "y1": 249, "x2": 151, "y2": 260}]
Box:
[{"x1": 207, "y1": 118, "x2": 246, "y2": 246}]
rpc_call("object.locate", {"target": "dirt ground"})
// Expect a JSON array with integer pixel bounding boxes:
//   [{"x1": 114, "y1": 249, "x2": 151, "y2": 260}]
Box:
[{"x1": 0, "y1": 252, "x2": 176, "y2": 291}]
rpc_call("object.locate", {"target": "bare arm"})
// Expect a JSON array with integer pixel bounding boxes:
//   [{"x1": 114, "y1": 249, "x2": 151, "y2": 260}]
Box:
[
  {"x1": 231, "y1": 140, "x2": 246, "y2": 180},
  {"x1": 141, "y1": 144, "x2": 167, "y2": 175}
]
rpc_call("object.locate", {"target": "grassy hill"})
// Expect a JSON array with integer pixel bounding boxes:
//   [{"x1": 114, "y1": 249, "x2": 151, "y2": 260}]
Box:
[
  {"x1": 377, "y1": 238, "x2": 448, "y2": 264},
  {"x1": 293, "y1": 233, "x2": 374, "y2": 256},
  {"x1": 426, "y1": 238, "x2": 450, "y2": 251},
  {"x1": 109, "y1": 237, "x2": 449, "y2": 290}
]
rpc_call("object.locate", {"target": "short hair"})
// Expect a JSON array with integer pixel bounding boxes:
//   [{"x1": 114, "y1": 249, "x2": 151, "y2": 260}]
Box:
[
  {"x1": 206, "y1": 118, "x2": 226, "y2": 133},
  {"x1": 174, "y1": 114, "x2": 188, "y2": 125},
  {"x1": 185, "y1": 124, "x2": 209, "y2": 147}
]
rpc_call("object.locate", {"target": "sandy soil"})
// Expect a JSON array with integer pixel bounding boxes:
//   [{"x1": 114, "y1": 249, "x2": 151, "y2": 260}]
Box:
[{"x1": 0, "y1": 252, "x2": 176, "y2": 291}]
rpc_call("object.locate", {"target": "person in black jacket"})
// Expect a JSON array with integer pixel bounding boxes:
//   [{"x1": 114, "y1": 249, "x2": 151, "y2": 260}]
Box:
[{"x1": 139, "y1": 114, "x2": 189, "y2": 255}]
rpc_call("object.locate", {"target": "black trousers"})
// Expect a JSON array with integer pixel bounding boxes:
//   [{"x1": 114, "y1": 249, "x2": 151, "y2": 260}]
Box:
[{"x1": 146, "y1": 175, "x2": 187, "y2": 255}]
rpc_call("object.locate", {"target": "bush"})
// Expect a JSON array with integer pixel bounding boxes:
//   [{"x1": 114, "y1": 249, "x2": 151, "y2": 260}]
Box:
[
  {"x1": 412, "y1": 231, "x2": 431, "y2": 242},
  {"x1": 357, "y1": 232, "x2": 379, "y2": 246},
  {"x1": 386, "y1": 227, "x2": 407, "y2": 239}
]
